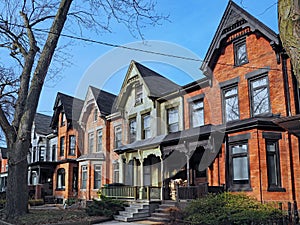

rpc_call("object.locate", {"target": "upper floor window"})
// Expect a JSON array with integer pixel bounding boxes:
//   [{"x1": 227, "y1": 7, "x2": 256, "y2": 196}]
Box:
[
  {"x1": 81, "y1": 165, "x2": 87, "y2": 189},
  {"x1": 114, "y1": 126, "x2": 122, "y2": 148},
  {"x1": 94, "y1": 107, "x2": 98, "y2": 121},
  {"x1": 60, "y1": 137, "x2": 65, "y2": 157},
  {"x1": 250, "y1": 76, "x2": 270, "y2": 116},
  {"x1": 234, "y1": 40, "x2": 248, "y2": 66},
  {"x1": 229, "y1": 142, "x2": 250, "y2": 190},
  {"x1": 142, "y1": 113, "x2": 151, "y2": 139},
  {"x1": 88, "y1": 132, "x2": 94, "y2": 153},
  {"x1": 52, "y1": 144, "x2": 56, "y2": 161},
  {"x1": 94, "y1": 165, "x2": 102, "y2": 189},
  {"x1": 129, "y1": 118, "x2": 137, "y2": 143},
  {"x1": 167, "y1": 107, "x2": 179, "y2": 133},
  {"x1": 69, "y1": 135, "x2": 76, "y2": 155},
  {"x1": 39, "y1": 146, "x2": 45, "y2": 162},
  {"x1": 96, "y1": 129, "x2": 103, "y2": 152},
  {"x1": 60, "y1": 112, "x2": 66, "y2": 126},
  {"x1": 223, "y1": 86, "x2": 239, "y2": 122},
  {"x1": 135, "y1": 84, "x2": 143, "y2": 105},
  {"x1": 190, "y1": 100, "x2": 204, "y2": 128}
]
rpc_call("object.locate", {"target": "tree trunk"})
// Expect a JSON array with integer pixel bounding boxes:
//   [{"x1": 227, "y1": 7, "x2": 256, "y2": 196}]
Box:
[
  {"x1": 5, "y1": 0, "x2": 73, "y2": 219},
  {"x1": 278, "y1": 0, "x2": 300, "y2": 83}
]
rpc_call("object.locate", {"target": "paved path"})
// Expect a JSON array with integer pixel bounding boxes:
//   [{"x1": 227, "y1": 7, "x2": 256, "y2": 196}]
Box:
[{"x1": 94, "y1": 220, "x2": 164, "y2": 225}]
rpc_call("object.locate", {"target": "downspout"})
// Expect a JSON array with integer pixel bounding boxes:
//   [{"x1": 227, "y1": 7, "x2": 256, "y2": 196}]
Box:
[
  {"x1": 256, "y1": 130, "x2": 263, "y2": 203},
  {"x1": 282, "y1": 54, "x2": 291, "y2": 116},
  {"x1": 288, "y1": 134, "x2": 296, "y2": 201}
]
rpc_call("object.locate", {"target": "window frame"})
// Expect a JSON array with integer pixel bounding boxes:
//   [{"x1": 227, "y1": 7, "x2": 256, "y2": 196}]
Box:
[
  {"x1": 167, "y1": 107, "x2": 179, "y2": 133},
  {"x1": 60, "y1": 136, "x2": 65, "y2": 157},
  {"x1": 190, "y1": 99, "x2": 204, "y2": 128},
  {"x1": 81, "y1": 165, "x2": 87, "y2": 189},
  {"x1": 88, "y1": 132, "x2": 94, "y2": 153},
  {"x1": 142, "y1": 113, "x2": 151, "y2": 139},
  {"x1": 234, "y1": 39, "x2": 248, "y2": 66},
  {"x1": 57, "y1": 168, "x2": 65, "y2": 190},
  {"x1": 60, "y1": 112, "x2": 66, "y2": 127},
  {"x1": 135, "y1": 83, "x2": 143, "y2": 105},
  {"x1": 113, "y1": 161, "x2": 120, "y2": 183},
  {"x1": 249, "y1": 75, "x2": 271, "y2": 117},
  {"x1": 69, "y1": 135, "x2": 76, "y2": 156},
  {"x1": 114, "y1": 125, "x2": 122, "y2": 148},
  {"x1": 96, "y1": 129, "x2": 103, "y2": 152},
  {"x1": 94, "y1": 165, "x2": 102, "y2": 189},
  {"x1": 129, "y1": 117, "x2": 137, "y2": 143},
  {"x1": 222, "y1": 85, "x2": 240, "y2": 123}
]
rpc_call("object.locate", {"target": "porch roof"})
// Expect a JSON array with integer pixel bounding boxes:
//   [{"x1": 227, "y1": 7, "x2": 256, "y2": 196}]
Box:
[
  {"x1": 77, "y1": 152, "x2": 105, "y2": 161},
  {"x1": 273, "y1": 114, "x2": 300, "y2": 138}
]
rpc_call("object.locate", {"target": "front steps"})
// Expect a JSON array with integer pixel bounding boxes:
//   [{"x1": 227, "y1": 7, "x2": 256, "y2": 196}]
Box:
[
  {"x1": 148, "y1": 200, "x2": 177, "y2": 223},
  {"x1": 114, "y1": 202, "x2": 150, "y2": 222}
]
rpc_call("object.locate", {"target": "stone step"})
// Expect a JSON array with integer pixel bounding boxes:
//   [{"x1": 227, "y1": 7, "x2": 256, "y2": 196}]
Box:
[
  {"x1": 119, "y1": 211, "x2": 150, "y2": 218},
  {"x1": 147, "y1": 216, "x2": 170, "y2": 222},
  {"x1": 125, "y1": 207, "x2": 149, "y2": 213},
  {"x1": 151, "y1": 212, "x2": 170, "y2": 218}
]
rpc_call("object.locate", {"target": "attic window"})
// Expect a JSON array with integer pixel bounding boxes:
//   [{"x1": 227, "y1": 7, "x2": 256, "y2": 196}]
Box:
[
  {"x1": 135, "y1": 84, "x2": 143, "y2": 105},
  {"x1": 60, "y1": 112, "x2": 66, "y2": 126},
  {"x1": 234, "y1": 40, "x2": 248, "y2": 66},
  {"x1": 94, "y1": 107, "x2": 98, "y2": 121}
]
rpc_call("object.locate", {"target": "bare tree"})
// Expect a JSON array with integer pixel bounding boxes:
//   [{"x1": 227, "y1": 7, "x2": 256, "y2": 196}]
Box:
[
  {"x1": 278, "y1": 0, "x2": 300, "y2": 82},
  {"x1": 0, "y1": 0, "x2": 166, "y2": 219}
]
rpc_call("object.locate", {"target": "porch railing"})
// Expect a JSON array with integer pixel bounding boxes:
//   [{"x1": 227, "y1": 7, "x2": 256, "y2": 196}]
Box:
[
  {"x1": 177, "y1": 183, "x2": 208, "y2": 200},
  {"x1": 101, "y1": 186, "x2": 161, "y2": 201}
]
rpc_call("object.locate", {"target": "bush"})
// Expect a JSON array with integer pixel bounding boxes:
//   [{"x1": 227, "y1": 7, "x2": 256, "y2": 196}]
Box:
[
  {"x1": 85, "y1": 196, "x2": 127, "y2": 218},
  {"x1": 183, "y1": 192, "x2": 284, "y2": 225}
]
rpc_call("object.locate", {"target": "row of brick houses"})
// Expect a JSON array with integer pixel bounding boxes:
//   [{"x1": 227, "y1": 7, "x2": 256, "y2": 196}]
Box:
[{"x1": 1, "y1": 1, "x2": 300, "y2": 206}]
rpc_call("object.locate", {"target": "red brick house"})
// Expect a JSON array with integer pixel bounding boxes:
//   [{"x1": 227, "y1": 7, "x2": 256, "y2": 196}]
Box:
[
  {"x1": 77, "y1": 86, "x2": 117, "y2": 200},
  {"x1": 50, "y1": 92, "x2": 84, "y2": 203}
]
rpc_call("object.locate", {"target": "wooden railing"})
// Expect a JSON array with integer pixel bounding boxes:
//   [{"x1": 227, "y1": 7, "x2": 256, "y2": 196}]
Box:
[
  {"x1": 177, "y1": 183, "x2": 208, "y2": 200},
  {"x1": 100, "y1": 186, "x2": 161, "y2": 201}
]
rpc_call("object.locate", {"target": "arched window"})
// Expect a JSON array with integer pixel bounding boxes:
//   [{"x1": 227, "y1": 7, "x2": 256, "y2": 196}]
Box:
[{"x1": 57, "y1": 168, "x2": 65, "y2": 189}]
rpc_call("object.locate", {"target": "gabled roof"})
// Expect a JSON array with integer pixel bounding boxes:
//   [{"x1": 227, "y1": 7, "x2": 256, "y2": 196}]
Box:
[
  {"x1": 200, "y1": 1, "x2": 279, "y2": 76},
  {"x1": 134, "y1": 61, "x2": 181, "y2": 98},
  {"x1": 50, "y1": 92, "x2": 84, "y2": 128},
  {"x1": 34, "y1": 113, "x2": 52, "y2": 135},
  {"x1": 90, "y1": 86, "x2": 117, "y2": 116}
]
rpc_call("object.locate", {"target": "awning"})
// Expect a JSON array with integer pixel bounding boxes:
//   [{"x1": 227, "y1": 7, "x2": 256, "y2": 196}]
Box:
[{"x1": 273, "y1": 115, "x2": 300, "y2": 138}]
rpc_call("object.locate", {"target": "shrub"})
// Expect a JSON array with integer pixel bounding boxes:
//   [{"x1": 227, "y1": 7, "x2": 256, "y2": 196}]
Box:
[
  {"x1": 183, "y1": 192, "x2": 284, "y2": 225},
  {"x1": 85, "y1": 196, "x2": 127, "y2": 218}
]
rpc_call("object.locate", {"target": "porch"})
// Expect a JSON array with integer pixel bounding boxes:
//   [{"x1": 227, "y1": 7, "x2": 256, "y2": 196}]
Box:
[{"x1": 100, "y1": 183, "x2": 224, "y2": 201}]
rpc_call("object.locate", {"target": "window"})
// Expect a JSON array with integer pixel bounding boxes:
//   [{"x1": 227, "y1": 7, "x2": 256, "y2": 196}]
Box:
[
  {"x1": 69, "y1": 135, "x2": 76, "y2": 155},
  {"x1": 129, "y1": 118, "x2": 137, "y2": 143},
  {"x1": 142, "y1": 114, "x2": 151, "y2": 139},
  {"x1": 81, "y1": 165, "x2": 87, "y2": 189},
  {"x1": 60, "y1": 112, "x2": 66, "y2": 126},
  {"x1": 250, "y1": 76, "x2": 270, "y2": 116},
  {"x1": 266, "y1": 140, "x2": 282, "y2": 190},
  {"x1": 223, "y1": 86, "x2": 239, "y2": 122},
  {"x1": 167, "y1": 107, "x2": 179, "y2": 133},
  {"x1": 39, "y1": 146, "x2": 45, "y2": 161},
  {"x1": 234, "y1": 40, "x2": 248, "y2": 66},
  {"x1": 33, "y1": 147, "x2": 37, "y2": 162},
  {"x1": 96, "y1": 129, "x2": 102, "y2": 152},
  {"x1": 94, "y1": 165, "x2": 101, "y2": 189},
  {"x1": 94, "y1": 107, "x2": 98, "y2": 121},
  {"x1": 88, "y1": 132, "x2": 94, "y2": 153},
  {"x1": 52, "y1": 144, "x2": 56, "y2": 161},
  {"x1": 135, "y1": 84, "x2": 143, "y2": 105},
  {"x1": 229, "y1": 142, "x2": 250, "y2": 190},
  {"x1": 60, "y1": 137, "x2": 65, "y2": 157},
  {"x1": 57, "y1": 168, "x2": 65, "y2": 189},
  {"x1": 190, "y1": 100, "x2": 204, "y2": 127},
  {"x1": 114, "y1": 126, "x2": 122, "y2": 148},
  {"x1": 113, "y1": 162, "x2": 119, "y2": 183}
]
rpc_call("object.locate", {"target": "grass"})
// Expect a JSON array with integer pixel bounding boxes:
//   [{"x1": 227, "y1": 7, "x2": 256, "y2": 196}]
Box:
[{"x1": 0, "y1": 207, "x2": 109, "y2": 225}]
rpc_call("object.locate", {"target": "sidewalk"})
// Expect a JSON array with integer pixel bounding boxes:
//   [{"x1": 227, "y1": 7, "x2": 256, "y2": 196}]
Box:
[{"x1": 94, "y1": 220, "x2": 165, "y2": 225}]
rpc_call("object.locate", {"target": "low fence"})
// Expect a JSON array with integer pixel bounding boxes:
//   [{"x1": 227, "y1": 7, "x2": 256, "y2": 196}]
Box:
[{"x1": 101, "y1": 186, "x2": 161, "y2": 201}]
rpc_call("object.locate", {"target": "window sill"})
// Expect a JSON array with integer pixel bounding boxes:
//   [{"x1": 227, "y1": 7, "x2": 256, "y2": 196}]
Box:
[
  {"x1": 56, "y1": 188, "x2": 65, "y2": 191},
  {"x1": 228, "y1": 186, "x2": 252, "y2": 192},
  {"x1": 267, "y1": 187, "x2": 286, "y2": 192}
]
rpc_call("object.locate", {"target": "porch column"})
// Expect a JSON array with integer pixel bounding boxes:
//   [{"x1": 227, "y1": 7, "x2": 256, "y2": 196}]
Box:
[
  {"x1": 186, "y1": 153, "x2": 190, "y2": 187},
  {"x1": 160, "y1": 156, "x2": 164, "y2": 200},
  {"x1": 139, "y1": 158, "x2": 144, "y2": 200},
  {"x1": 119, "y1": 157, "x2": 124, "y2": 184}
]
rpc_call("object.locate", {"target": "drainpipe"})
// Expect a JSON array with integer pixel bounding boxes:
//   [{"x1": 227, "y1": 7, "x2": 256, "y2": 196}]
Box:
[
  {"x1": 288, "y1": 134, "x2": 296, "y2": 201},
  {"x1": 282, "y1": 54, "x2": 291, "y2": 116},
  {"x1": 256, "y1": 130, "x2": 263, "y2": 203}
]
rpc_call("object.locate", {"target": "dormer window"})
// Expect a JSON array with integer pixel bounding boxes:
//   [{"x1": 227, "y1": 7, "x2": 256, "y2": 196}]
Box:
[
  {"x1": 135, "y1": 84, "x2": 143, "y2": 105},
  {"x1": 60, "y1": 112, "x2": 66, "y2": 126},
  {"x1": 234, "y1": 40, "x2": 248, "y2": 66}
]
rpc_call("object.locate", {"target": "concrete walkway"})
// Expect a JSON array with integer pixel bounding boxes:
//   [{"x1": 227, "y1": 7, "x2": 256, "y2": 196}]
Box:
[{"x1": 94, "y1": 220, "x2": 165, "y2": 225}]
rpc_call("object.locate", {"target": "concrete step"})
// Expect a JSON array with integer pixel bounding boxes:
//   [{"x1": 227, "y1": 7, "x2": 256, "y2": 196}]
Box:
[
  {"x1": 147, "y1": 216, "x2": 170, "y2": 222},
  {"x1": 114, "y1": 202, "x2": 150, "y2": 222},
  {"x1": 151, "y1": 212, "x2": 170, "y2": 218},
  {"x1": 119, "y1": 211, "x2": 150, "y2": 218},
  {"x1": 125, "y1": 207, "x2": 149, "y2": 213}
]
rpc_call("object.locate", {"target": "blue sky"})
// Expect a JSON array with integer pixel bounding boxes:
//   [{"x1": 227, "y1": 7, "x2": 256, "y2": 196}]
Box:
[{"x1": 37, "y1": 0, "x2": 278, "y2": 115}]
